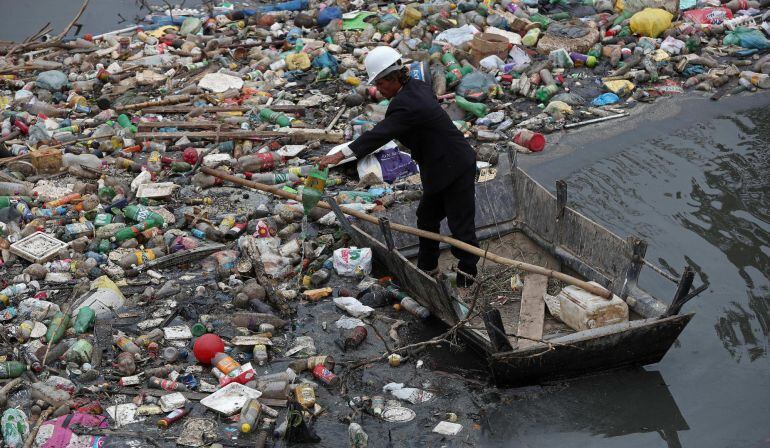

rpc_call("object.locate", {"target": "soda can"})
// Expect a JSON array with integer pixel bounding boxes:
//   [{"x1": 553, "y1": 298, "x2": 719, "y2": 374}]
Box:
[{"x1": 312, "y1": 364, "x2": 340, "y2": 387}]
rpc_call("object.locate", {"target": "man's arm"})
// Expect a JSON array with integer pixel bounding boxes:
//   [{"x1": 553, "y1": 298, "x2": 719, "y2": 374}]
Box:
[{"x1": 348, "y1": 102, "x2": 413, "y2": 159}]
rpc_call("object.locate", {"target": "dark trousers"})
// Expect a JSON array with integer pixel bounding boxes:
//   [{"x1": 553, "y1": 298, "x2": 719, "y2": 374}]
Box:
[{"x1": 416, "y1": 170, "x2": 479, "y2": 276}]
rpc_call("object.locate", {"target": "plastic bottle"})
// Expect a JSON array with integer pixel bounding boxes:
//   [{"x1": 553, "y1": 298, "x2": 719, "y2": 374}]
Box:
[
  {"x1": 724, "y1": 0, "x2": 759, "y2": 10},
  {"x1": 112, "y1": 220, "x2": 163, "y2": 244},
  {"x1": 740, "y1": 71, "x2": 770, "y2": 89},
  {"x1": 148, "y1": 376, "x2": 189, "y2": 391},
  {"x1": 401, "y1": 297, "x2": 430, "y2": 319},
  {"x1": 45, "y1": 193, "x2": 81, "y2": 208},
  {"x1": 294, "y1": 384, "x2": 316, "y2": 408},
  {"x1": 117, "y1": 248, "x2": 166, "y2": 268},
  {"x1": 123, "y1": 205, "x2": 165, "y2": 225},
  {"x1": 135, "y1": 328, "x2": 164, "y2": 347},
  {"x1": 442, "y1": 53, "x2": 464, "y2": 84},
  {"x1": 45, "y1": 312, "x2": 71, "y2": 343},
  {"x1": 158, "y1": 406, "x2": 190, "y2": 428},
  {"x1": 455, "y1": 95, "x2": 488, "y2": 118},
  {"x1": 237, "y1": 152, "x2": 285, "y2": 172},
  {"x1": 114, "y1": 333, "x2": 141, "y2": 354},
  {"x1": 0, "y1": 284, "x2": 29, "y2": 307},
  {"x1": 252, "y1": 344, "x2": 268, "y2": 366},
  {"x1": 301, "y1": 166, "x2": 328, "y2": 215},
  {"x1": 535, "y1": 84, "x2": 559, "y2": 102},
  {"x1": 258, "y1": 108, "x2": 291, "y2": 127},
  {"x1": 0, "y1": 361, "x2": 27, "y2": 378},
  {"x1": 349, "y1": 423, "x2": 368, "y2": 448},
  {"x1": 522, "y1": 28, "x2": 541, "y2": 47},
  {"x1": 73, "y1": 305, "x2": 95, "y2": 333},
  {"x1": 239, "y1": 398, "x2": 262, "y2": 433}
]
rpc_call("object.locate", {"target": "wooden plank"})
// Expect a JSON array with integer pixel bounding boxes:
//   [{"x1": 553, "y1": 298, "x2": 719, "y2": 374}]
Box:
[
  {"x1": 142, "y1": 104, "x2": 307, "y2": 114},
  {"x1": 136, "y1": 121, "x2": 229, "y2": 129},
  {"x1": 517, "y1": 274, "x2": 548, "y2": 349},
  {"x1": 133, "y1": 129, "x2": 343, "y2": 143}
]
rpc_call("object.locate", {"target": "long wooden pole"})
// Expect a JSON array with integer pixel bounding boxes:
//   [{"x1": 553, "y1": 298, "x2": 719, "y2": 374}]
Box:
[{"x1": 201, "y1": 167, "x2": 613, "y2": 299}]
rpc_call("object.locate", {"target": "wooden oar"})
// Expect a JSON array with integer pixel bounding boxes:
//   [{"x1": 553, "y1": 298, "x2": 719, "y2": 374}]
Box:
[{"x1": 201, "y1": 167, "x2": 614, "y2": 299}]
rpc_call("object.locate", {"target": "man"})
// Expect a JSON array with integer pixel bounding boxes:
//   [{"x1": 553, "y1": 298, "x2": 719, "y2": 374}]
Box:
[{"x1": 319, "y1": 47, "x2": 479, "y2": 286}]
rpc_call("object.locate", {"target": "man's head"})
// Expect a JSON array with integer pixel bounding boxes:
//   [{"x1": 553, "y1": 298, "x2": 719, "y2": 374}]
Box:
[{"x1": 374, "y1": 68, "x2": 406, "y2": 99}]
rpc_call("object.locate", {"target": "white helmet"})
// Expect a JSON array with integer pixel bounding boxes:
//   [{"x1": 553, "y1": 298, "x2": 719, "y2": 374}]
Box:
[{"x1": 364, "y1": 46, "x2": 403, "y2": 84}]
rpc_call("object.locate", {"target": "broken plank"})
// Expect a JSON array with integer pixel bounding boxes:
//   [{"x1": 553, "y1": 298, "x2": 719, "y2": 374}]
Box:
[
  {"x1": 141, "y1": 104, "x2": 307, "y2": 114},
  {"x1": 133, "y1": 129, "x2": 344, "y2": 143},
  {"x1": 136, "y1": 121, "x2": 231, "y2": 129},
  {"x1": 517, "y1": 274, "x2": 548, "y2": 349}
]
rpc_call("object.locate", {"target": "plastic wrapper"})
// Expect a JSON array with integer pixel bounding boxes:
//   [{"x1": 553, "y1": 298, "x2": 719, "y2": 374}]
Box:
[
  {"x1": 357, "y1": 143, "x2": 419, "y2": 185},
  {"x1": 629, "y1": 8, "x2": 673, "y2": 38},
  {"x1": 723, "y1": 27, "x2": 770, "y2": 49},
  {"x1": 332, "y1": 247, "x2": 373, "y2": 276},
  {"x1": 683, "y1": 7, "x2": 733, "y2": 25}
]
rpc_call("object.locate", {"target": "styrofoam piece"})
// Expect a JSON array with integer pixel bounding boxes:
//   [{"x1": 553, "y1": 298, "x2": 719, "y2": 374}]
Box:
[
  {"x1": 159, "y1": 392, "x2": 187, "y2": 412},
  {"x1": 230, "y1": 335, "x2": 272, "y2": 346},
  {"x1": 106, "y1": 403, "x2": 145, "y2": 428},
  {"x1": 200, "y1": 383, "x2": 262, "y2": 415},
  {"x1": 10, "y1": 231, "x2": 67, "y2": 263},
  {"x1": 136, "y1": 182, "x2": 177, "y2": 199},
  {"x1": 432, "y1": 421, "x2": 463, "y2": 436},
  {"x1": 163, "y1": 325, "x2": 193, "y2": 340}
]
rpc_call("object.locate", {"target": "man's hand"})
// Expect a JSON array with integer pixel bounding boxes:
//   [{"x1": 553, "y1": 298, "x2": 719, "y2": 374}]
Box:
[{"x1": 317, "y1": 151, "x2": 345, "y2": 169}]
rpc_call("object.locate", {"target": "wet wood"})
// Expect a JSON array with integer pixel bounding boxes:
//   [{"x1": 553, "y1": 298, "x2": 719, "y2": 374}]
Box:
[
  {"x1": 203, "y1": 167, "x2": 614, "y2": 299},
  {"x1": 137, "y1": 129, "x2": 344, "y2": 143},
  {"x1": 516, "y1": 274, "x2": 547, "y2": 349},
  {"x1": 141, "y1": 104, "x2": 307, "y2": 114},
  {"x1": 136, "y1": 121, "x2": 229, "y2": 129},
  {"x1": 115, "y1": 95, "x2": 191, "y2": 112}
]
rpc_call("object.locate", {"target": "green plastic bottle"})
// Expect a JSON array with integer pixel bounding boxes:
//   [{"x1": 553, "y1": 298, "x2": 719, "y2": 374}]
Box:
[
  {"x1": 529, "y1": 13, "x2": 552, "y2": 28},
  {"x1": 0, "y1": 361, "x2": 27, "y2": 378},
  {"x1": 302, "y1": 166, "x2": 328, "y2": 215},
  {"x1": 93, "y1": 213, "x2": 113, "y2": 228},
  {"x1": 46, "y1": 312, "x2": 71, "y2": 343},
  {"x1": 442, "y1": 53, "x2": 464, "y2": 84},
  {"x1": 73, "y1": 306, "x2": 96, "y2": 334},
  {"x1": 535, "y1": 84, "x2": 559, "y2": 102},
  {"x1": 123, "y1": 205, "x2": 165, "y2": 226},
  {"x1": 455, "y1": 95, "x2": 488, "y2": 118},
  {"x1": 0, "y1": 196, "x2": 32, "y2": 208},
  {"x1": 111, "y1": 218, "x2": 163, "y2": 243},
  {"x1": 259, "y1": 108, "x2": 291, "y2": 127}
]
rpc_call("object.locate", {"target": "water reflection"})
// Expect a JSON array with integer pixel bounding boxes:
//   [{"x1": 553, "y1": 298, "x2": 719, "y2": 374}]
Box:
[
  {"x1": 565, "y1": 107, "x2": 770, "y2": 363},
  {"x1": 481, "y1": 369, "x2": 688, "y2": 447}
]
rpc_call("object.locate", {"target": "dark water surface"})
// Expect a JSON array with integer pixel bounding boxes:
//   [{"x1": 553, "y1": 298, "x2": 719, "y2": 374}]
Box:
[
  {"x1": 492, "y1": 94, "x2": 770, "y2": 448},
  {"x1": 2, "y1": 3, "x2": 770, "y2": 447}
]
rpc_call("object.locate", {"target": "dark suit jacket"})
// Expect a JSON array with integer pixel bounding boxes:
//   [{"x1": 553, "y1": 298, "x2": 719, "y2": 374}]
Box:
[{"x1": 348, "y1": 78, "x2": 476, "y2": 195}]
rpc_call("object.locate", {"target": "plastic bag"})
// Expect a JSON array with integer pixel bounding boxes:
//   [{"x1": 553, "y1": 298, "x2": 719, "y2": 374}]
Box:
[
  {"x1": 317, "y1": 6, "x2": 342, "y2": 27},
  {"x1": 35, "y1": 70, "x2": 68, "y2": 91},
  {"x1": 456, "y1": 72, "x2": 498, "y2": 102},
  {"x1": 434, "y1": 24, "x2": 478, "y2": 46},
  {"x1": 333, "y1": 247, "x2": 373, "y2": 276},
  {"x1": 333, "y1": 297, "x2": 374, "y2": 318},
  {"x1": 591, "y1": 92, "x2": 621, "y2": 106},
  {"x1": 551, "y1": 92, "x2": 585, "y2": 106},
  {"x1": 35, "y1": 413, "x2": 109, "y2": 448},
  {"x1": 382, "y1": 383, "x2": 434, "y2": 404},
  {"x1": 629, "y1": 8, "x2": 673, "y2": 38},
  {"x1": 311, "y1": 52, "x2": 339, "y2": 74},
  {"x1": 724, "y1": 27, "x2": 770, "y2": 50},
  {"x1": 683, "y1": 7, "x2": 732, "y2": 25},
  {"x1": 357, "y1": 143, "x2": 419, "y2": 185},
  {"x1": 603, "y1": 79, "x2": 636, "y2": 95}
]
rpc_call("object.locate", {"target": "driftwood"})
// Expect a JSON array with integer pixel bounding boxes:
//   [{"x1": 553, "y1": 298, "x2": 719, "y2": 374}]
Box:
[
  {"x1": 201, "y1": 167, "x2": 614, "y2": 299},
  {"x1": 141, "y1": 104, "x2": 307, "y2": 114},
  {"x1": 114, "y1": 94, "x2": 191, "y2": 112},
  {"x1": 135, "y1": 129, "x2": 344, "y2": 143}
]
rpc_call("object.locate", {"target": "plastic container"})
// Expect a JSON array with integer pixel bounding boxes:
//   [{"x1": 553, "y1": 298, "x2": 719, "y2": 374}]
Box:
[
  {"x1": 513, "y1": 130, "x2": 546, "y2": 152},
  {"x1": 239, "y1": 398, "x2": 262, "y2": 433},
  {"x1": 557, "y1": 282, "x2": 629, "y2": 331}
]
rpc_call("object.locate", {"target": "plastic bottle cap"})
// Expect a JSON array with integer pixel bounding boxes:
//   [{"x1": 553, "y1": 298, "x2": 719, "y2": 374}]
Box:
[{"x1": 241, "y1": 423, "x2": 252, "y2": 433}]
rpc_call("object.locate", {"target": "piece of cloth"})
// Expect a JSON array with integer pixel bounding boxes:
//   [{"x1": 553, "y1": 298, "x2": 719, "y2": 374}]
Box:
[
  {"x1": 348, "y1": 78, "x2": 477, "y2": 195},
  {"x1": 415, "y1": 169, "x2": 479, "y2": 283}
]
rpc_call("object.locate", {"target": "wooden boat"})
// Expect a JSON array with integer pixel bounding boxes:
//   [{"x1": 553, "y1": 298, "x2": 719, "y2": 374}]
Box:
[{"x1": 327, "y1": 150, "x2": 703, "y2": 386}]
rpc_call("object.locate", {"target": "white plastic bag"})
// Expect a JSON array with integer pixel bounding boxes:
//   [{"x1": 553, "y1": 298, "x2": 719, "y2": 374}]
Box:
[
  {"x1": 382, "y1": 382, "x2": 434, "y2": 404},
  {"x1": 333, "y1": 297, "x2": 374, "y2": 318},
  {"x1": 332, "y1": 247, "x2": 372, "y2": 276}
]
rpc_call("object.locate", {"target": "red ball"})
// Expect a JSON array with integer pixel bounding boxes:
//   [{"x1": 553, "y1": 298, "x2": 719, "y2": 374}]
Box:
[
  {"x1": 183, "y1": 147, "x2": 198, "y2": 165},
  {"x1": 193, "y1": 334, "x2": 224, "y2": 364}
]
